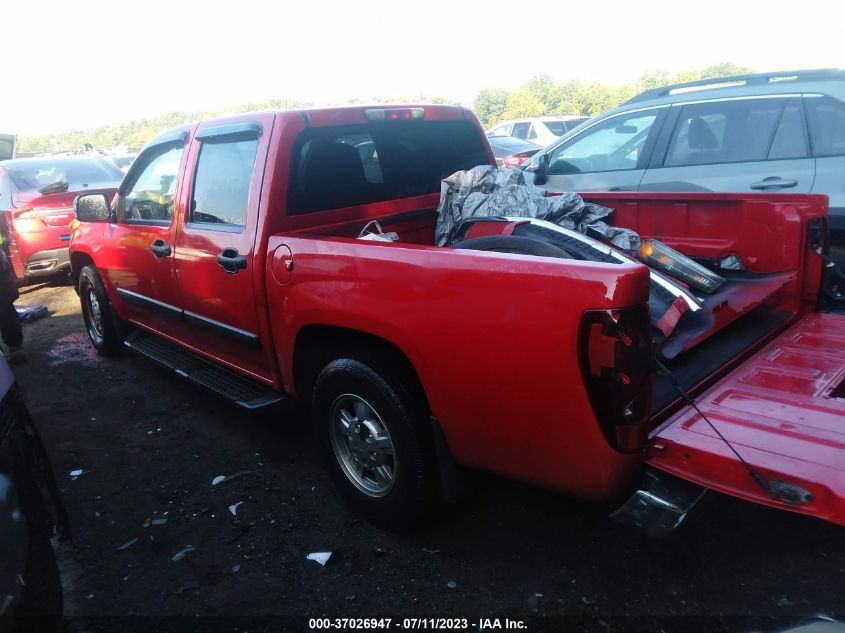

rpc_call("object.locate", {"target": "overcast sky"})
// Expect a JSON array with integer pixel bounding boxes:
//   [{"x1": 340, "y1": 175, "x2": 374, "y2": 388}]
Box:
[{"x1": 3, "y1": 0, "x2": 844, "y2": 135}]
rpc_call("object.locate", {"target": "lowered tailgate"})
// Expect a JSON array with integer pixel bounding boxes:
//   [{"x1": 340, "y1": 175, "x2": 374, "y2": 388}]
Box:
[{"x1": 649, "y1": 313, "x2": 845, "y2": 526}]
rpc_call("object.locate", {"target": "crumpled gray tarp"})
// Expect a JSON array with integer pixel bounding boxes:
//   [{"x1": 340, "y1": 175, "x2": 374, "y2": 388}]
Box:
[{"x1": 434, "y1": 165, "x2": 641, "y2": 251}]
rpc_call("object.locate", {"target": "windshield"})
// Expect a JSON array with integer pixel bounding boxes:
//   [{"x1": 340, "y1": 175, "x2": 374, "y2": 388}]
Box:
[{"x1": 4, "y1": 158, "x2": 123, "y2": 192}]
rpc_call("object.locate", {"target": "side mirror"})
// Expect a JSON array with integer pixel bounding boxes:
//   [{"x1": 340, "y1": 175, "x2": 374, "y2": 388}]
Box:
[
  {"x1": 74, "y1": 193, "x2": 111, "y2": 222},
  {"x1": 533, "y1": 153, "x2": 550, "y2": 185}
]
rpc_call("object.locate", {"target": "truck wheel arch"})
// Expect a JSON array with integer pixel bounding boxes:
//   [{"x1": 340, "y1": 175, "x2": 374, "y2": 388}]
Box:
[
  {"x1": 292, "y1": 324, "x2": 430, "y2": 412},
  {"x1": 293, "y1": 324, "x2": 462, "y2": 504},
  {"x1": 69, "y1": 251, "x2": 95, "y2": 290}
]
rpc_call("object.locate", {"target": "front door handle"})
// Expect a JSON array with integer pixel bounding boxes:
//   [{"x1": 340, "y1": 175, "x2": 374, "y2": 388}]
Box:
[
  {"x1": 149, "y1": 239, "x2": 172, "y2": 259},
  {"x1": 217, "y1": 247, "x2": 247, "y2": 273},
  {"x1": 750, "y1": 177, "x2": 798, "y2": 190}
]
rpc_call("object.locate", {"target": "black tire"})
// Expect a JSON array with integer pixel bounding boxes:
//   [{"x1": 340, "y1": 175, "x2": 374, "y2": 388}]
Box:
[
  {"x1": 78, "y1": 265, "x2": 126, "y2": 356},
  {"x1": 454, "y1": 235, "x2": 572, "y2": 258},
  {"x1": 829, "y1": 245, "x2": 845, "y2": 271},
  {"x1": 313, "y1": 357, "x2": 437, "y2": 530}
]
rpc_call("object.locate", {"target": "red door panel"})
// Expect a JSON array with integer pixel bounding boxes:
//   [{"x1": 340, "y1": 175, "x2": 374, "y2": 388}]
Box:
[
  {"x1": 173, "y1": 113, "x2": 276, "y2": 383},
  {"x1": 650, "y1": 313, "x2": 845, "y2": 526}
]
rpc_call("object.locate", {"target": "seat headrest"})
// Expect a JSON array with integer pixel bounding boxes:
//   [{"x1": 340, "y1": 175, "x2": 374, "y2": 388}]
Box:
[
  {"x1": 304, "y1": 141, "x2": 367, "y2": 190},
  {"x1": 688, "y1": 117, "x2": 718, "y2": 150}
]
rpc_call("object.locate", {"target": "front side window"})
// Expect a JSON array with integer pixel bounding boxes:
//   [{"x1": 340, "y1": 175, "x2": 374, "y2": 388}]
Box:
[
  {"x1": 190, "y1": 138, "x2": 259, "y2": 228},
  {"x1": 547, "y1": 110, "x2": 659, "y2": 174},
  {"x1": 119, "y1": 144, "x2": 184, "y2": 223},
  {"x1": 665, "y1": 98, "x2": 784, "y2": 167},
  {"x1": 805, "y1": 96, "x2": 845, "y2": 158}
]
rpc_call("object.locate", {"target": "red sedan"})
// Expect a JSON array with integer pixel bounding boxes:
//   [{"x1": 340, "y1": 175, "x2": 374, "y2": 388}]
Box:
[{"x1": 0, "y1": 157, "x2": 122, "y2": 281}]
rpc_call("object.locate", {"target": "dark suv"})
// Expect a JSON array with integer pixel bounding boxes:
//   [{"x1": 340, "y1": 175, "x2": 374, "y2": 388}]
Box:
[{"x1": 523, "y1": 69, "x2": 845, "y2": 266}]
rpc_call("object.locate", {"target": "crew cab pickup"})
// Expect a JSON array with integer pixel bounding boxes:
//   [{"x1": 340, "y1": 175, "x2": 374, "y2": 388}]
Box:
[{"x1": 69, "y1": 105, "x2": 845, "y2": 531}]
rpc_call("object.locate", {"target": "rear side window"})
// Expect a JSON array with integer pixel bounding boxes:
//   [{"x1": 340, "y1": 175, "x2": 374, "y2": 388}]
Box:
[
  {"x1": 190, "y1": 138, "x2": 259, "y2": 228},
  {"x1": 0, "y1": 136, "x2": 14, "y2": 161},
  {"x1": 768, "y1": 99, "x2": 809, "y2": 160},
  {"x1": 805, "y1": 96, "x2": 845, "y2": 158},
  {"x1": 287, "y1": 120, "x2": 489, "y2": 215},
  {"x1": 543, "y1": 121, "x2": 567, "y2": 136},
  {"x1": 665, "y1": 98, "x2": 785, "y2": 167},
  {"x1": 511, "y1": 122, "x2": 530, "y2": 139}
]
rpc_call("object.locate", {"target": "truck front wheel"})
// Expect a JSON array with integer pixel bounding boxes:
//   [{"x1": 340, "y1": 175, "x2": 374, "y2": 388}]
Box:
[
  {"x1": 313, "y1": 357, "x2": 437, "y2": 530},
  {"x1": 78, "y1": 265, "x2": 126, "y2": 356}
]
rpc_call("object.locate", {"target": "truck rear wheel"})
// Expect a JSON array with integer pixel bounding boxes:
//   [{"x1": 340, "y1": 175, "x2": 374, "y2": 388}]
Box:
[
  {"x1": 312, "y1": 357, "x2": 437, "y2": 530},
  {"x1": 78, "y1": 265, "x2": 126, "y2": 356}
]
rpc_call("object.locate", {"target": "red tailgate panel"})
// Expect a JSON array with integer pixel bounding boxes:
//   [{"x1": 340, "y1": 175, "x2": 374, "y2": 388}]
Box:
[{"x1": 650, "y1": 313, "x2": 845, "y2": 526}]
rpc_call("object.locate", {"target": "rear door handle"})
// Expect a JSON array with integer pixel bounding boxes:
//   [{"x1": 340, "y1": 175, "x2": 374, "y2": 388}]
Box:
[
  {"x1": 149, "y1": 239, "x2": 172, "y2": 259},
  {"x1": 750, "y1": 177, "x2": 798, "y2": 190},
  {"x1": 217, "y1": 247, "x2": 247, "y2": 273},
  {"x1": 608, "y1": 186, "x2": 636, "y2": 192}
]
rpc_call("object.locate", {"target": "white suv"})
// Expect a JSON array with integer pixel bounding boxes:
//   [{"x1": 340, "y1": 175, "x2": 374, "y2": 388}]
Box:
[
  {"x1": 486, "y1": 116, "x2": 589, "y2": 147},
  {"x1": 520, "y1": 69, "x2": 845, "y2": 269}
]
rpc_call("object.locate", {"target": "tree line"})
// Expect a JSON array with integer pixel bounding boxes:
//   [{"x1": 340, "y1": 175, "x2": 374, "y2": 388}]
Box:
[
  {"x1": 473, "y1": 62, "x2": 753, "y2": 128},
  {"x1": 17, "y1": 63, "x2": 751, "y2": 153}
]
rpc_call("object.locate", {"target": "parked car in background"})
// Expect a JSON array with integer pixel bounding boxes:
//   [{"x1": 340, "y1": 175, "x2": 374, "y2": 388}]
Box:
[
  {"x1": 521, "y1": 68, "x2": 845, "y2": 268},
  {"x1": 488, "y1": 135, "x2": 541, "y2": 168},
  {"x1": 104, "y1": 153, "x2": 137, "y2": 174},
  {"x1": 0, "y1": 355, "x2": 68, "y2": 617},
  {"x1": 0, "y1": 135, "x2": 15, "y2": 161},
  {"x1": 487, "y1": 115, "x2": 589, "y2": 147},
  {"x1": 0, "y1": 157, "x2": 123, "y2": 281}
]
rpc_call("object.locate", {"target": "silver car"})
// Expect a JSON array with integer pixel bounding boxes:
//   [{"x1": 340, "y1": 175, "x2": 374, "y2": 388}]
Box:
[{"x1": 522, "y1": 69, "x2": 845, "y2": 265}]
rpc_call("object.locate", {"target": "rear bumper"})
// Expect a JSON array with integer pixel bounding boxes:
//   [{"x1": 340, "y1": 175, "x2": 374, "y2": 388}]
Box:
[{"x1": 24, "y1": 247, "x2": 70, "y2": 278}]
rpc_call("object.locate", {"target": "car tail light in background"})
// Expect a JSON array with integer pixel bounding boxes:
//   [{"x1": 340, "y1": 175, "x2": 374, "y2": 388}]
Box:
[
  {"x1": 12, "y1": 207, "x2": 37, "y2": 220},
  {"x1": 364, "y1": 108, "x2": 425, "y2": 122},
  {"x1": 579, "y1": 306, "x2": 652, "y2": 453},
  {"x1": 11, "y1": 206, "x2": 74, "y2": 226},
  {"x1": 502, "y1": 152, "x2": 535, "y2": 168},
  {"x1": 638, "y1": 239, "x2": 725, "y2": 294}
]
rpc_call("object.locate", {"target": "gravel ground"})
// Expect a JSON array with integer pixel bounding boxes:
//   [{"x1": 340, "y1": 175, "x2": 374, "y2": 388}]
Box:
[{"x1": 10, "y1": 280, "x2": 845, "y2": 632}]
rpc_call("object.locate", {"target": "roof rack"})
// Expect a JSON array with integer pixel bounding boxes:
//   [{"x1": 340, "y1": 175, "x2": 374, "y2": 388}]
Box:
[{"x1": 625, "y1": 68, "x2": 844, "y2": 104}]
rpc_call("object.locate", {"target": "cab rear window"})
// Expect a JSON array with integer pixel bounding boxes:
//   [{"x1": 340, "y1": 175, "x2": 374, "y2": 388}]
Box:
[{"x1": 287, "y1": 120, "x2": 489, "y2": 215}]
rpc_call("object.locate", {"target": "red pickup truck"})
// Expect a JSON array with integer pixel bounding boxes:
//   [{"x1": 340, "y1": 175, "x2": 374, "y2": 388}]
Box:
[{"x1": 69, "y1": 105, "x2": 845, "y2": 532}]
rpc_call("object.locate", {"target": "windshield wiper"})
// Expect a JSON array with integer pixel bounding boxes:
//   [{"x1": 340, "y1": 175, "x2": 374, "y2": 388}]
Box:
[{"x1": 37, "y1": 180, "x2": 69, "y2": 195}]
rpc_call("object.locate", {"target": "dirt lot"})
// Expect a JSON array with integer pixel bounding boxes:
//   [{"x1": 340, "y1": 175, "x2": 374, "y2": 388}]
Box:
[{"x1": 12, "y1": 280, "x2": 845, "y2": 630}]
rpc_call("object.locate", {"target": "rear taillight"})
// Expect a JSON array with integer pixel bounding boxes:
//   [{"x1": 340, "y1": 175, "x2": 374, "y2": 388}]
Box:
[
  {"x1": 578, "y1": 306, "x2": 652, "y2": 453},
  {"x1": 13, "y1": 207, "x2": 37, "y2": 220},
  {"x1": 502, "y1": 154, "x2": 531, "y2": 168}
]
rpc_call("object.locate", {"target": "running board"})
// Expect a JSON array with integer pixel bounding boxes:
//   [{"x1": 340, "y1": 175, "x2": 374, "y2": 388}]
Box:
[{"x1": 124, "y1": 330, "x2": 287, "y2": 410}]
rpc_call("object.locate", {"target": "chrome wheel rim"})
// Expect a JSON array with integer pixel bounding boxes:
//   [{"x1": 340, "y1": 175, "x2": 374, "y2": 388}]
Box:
[
  {"x1": 86, "y1": 288, "x2": 104, "y2": 342},
  {"x1": 329, "y1": 394, "x2": 397, "y2": 497}
]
